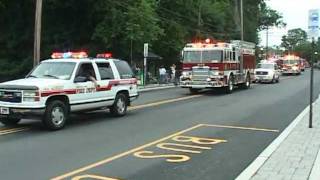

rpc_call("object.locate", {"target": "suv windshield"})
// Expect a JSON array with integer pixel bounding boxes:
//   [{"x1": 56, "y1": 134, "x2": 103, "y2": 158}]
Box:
[
  {"x1": 257, "y1": 63, "x2": 274, "y2": 69},
  {"x1": 29, "y1": 62, "x2": 76, "y2": 80}
]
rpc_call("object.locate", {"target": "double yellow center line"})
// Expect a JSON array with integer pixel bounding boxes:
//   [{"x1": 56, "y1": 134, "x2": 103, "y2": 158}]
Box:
[
  {"x1": 0, "y1": 94, "x2": 203, "y2": 136},
  {"x1": 0, "y1": 127, "x2": 30, "y2": 136}
]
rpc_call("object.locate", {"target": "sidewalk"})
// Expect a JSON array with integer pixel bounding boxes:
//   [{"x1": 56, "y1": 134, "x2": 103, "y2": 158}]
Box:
[
  {"x1": 138, "y1": 83, "x2": 176, "y2": 92},
  {"x1": 238, "y1": 97, "x2": 320, "y2": 180}
]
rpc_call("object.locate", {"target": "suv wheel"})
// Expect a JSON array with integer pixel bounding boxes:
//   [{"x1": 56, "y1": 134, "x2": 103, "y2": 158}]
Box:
[
  {"x1": 43, "y1": 100, "x2": 68, "y2": 130},
  {"x1": 0, "y1": 118, "x2": 21, "y2": 126},
  {"x1": 189, "y1": 88, "x2": 199, "y2": 94},
  {"x1": 110, "y1": 93, "x2": 128, "y2": 117}
]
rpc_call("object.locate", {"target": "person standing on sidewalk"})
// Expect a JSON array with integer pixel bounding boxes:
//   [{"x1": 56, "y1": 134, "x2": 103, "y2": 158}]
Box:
[
  {"x1": 159, "y1": 66, "x2": 166, "y2": 84},
  {"x1": 170, "y1": 64, "x2": 176, "y2": 83}
]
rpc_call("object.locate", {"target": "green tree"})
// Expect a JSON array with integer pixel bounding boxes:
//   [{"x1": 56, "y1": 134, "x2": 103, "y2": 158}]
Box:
[{"x1": 281, "y1": 28, "x2": 308, "y2": 50}]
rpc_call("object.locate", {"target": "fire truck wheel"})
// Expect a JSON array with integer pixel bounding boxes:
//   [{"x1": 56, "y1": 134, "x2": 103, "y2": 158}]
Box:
[
  {"x1": 0, "y1": 118, "x2": 21, "y2": 126},
  {"x1": 110, "y1": 93, "x2": 128, "y2": 117},
  {"x1": 241, "y1": 74, "x2": 251, "y2": 89},
  {"x1": 43, "y1": 100, "x2": 68, "y2": 130},
  {"x1": 225, "y1": 76, "x2": 234, "y2": 94},
  {"x1": 189, "y1": 88, "x2": 199, "y2": 94}
]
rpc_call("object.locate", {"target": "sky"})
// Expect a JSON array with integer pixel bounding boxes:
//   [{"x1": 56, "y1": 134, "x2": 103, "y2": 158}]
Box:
[{"x1": 259, "y1": 0, "x2": 320, "y2": 46}]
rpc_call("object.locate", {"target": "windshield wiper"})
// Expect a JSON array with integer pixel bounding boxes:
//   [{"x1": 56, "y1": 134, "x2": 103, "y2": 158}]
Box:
[
  {"x1": 27, "y1": 75, "x2": 38, "y2": 78},
  {"x1": 43, "y1": 74, "x2": 59, "y2": 79}
]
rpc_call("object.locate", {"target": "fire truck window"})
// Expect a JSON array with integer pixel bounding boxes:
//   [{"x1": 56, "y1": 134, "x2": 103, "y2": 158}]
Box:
[
  {"x1": 97, "y1": 63, "x2": 114, "y2": 80},
  {"x1": 202, "y1": 50, "x2": 223, "y2": 62},
  {"x1": 183, "y1": 51, "x2": 202, "y2": 62},
  {"x1": 233, "y1": 51, "x2": 236, "y2": 61},
  {"x1": 230, "y1": 52, "x2": 233, "y2": 61}
]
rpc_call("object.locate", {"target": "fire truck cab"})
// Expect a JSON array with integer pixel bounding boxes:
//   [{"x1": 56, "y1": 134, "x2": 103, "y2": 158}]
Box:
[
  {"x1": 180, "y1": 39, "x2": 256, "y2": 94},
  {"x1": 281, "y1": 55, "x2": 302, "y2": 75}
]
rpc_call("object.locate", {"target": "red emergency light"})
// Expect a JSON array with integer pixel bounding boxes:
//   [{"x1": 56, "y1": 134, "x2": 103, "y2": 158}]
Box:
[{"x1": 96, "y1": 53, "x2": 113, "y2": 59}]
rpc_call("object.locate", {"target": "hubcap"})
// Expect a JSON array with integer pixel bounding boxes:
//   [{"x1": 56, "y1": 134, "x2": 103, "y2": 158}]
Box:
[
  {"x1": 116, "y1": 98, "x2": 126, "y2": 113},
  {"x1": 51, "y1": 107, "x2": 64, "y2": 126},
  {"x1": 229, "y1": 80, "x2": 233, "y2": 91}
]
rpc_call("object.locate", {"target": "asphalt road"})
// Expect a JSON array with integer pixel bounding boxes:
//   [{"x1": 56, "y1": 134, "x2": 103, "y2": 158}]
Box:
[{"x1": 1, "y1": 70, "x2": 320, "y2": 180}]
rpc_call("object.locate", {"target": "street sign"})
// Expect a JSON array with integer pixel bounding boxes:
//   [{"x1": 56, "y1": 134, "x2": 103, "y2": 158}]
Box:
[{"x1": 144, "y1": 43, "x2": 148, "y2": 58}]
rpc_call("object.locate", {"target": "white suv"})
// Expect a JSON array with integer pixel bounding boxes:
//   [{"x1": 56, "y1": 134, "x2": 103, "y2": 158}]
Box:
[
  {"x1": 0, "y1": 52, "x2": 138, "y2": 130},
  {"x1": 255, "y1": 62, "x2": 280, "y2": 83}
]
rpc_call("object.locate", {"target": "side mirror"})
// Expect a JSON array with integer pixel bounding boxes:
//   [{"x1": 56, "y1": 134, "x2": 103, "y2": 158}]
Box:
[{"x1": 74, "y1": 76, "x2": 87, "y2": 83}]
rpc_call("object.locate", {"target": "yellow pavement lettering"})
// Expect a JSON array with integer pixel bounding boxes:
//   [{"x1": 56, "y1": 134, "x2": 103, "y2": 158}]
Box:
[
  {"x1": 156, "y1": 143, "x2": 211, "y2": 154},
  {"x1": 51, "y1": 124, "x2": 204, "y2": 180},
  {"x1": 133, "y1": 151, "x2": 190, "y2": 163},
  {"x1": 172, "y1": 135, "x2": 227, "y2": 145},
  {"x1": 72, "y1": 175, "x2": 121, "y2": 180},
  {"x1": 128, "y1": 95, "x2": 203, "y2": 111},
  {"x1": 200, "y1": 124, "x2": 279, "y2": 132}
]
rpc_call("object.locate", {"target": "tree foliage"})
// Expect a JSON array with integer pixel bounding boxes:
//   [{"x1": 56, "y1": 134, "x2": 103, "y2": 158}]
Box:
[
  {"x1": 281, "y1": 28, "x2": 308, "y2": 50},
  {"x1": 0, "y1": 0, "x2": 283, "y2": 80}
]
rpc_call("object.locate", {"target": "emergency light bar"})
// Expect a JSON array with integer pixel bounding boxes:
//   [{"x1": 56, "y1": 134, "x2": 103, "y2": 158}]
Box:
[
  {"x1": 51, "y1": 52, "x2": 88, "y2": 59},
  {"x1": 96, "y1": 53, "x2": 112, "y2": 59}
]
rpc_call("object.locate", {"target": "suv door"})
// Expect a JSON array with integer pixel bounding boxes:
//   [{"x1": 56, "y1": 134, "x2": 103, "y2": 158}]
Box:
[
  {"x1": 71, "y1": 62, "x2": 100, "y2": 111},
  {"x1": 95, "y1": 62, "x2": 115, "y2": 106},
  {"x1": 113, "y1": 60, "x2": 138, "y2": 98}
]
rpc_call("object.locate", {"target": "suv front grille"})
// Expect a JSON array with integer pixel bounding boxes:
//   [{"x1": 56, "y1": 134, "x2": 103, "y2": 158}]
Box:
[
  {"x1": 256, "y1": 71, "x2": 268, "y2": 75},
  {"x1": 0, "y1": 90, "x2": 22, "y2": 103}
]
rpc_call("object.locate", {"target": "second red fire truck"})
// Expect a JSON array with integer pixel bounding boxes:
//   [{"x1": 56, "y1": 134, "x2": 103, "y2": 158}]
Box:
[{"x1": 180, "y1": 39, "x2": 256, "y2": 94}]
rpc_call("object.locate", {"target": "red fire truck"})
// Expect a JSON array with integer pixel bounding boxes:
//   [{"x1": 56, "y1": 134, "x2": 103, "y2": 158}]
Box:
[
  {"x1": 281, "y1": 55, "x2": 303, "y2": 75},
  {"x1": 180, "y1": 39, "x2": 256, "y2": 94}
]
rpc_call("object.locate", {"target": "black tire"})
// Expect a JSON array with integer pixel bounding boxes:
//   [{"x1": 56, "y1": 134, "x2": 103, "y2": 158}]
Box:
[
  {"x1": 0, "y1": 118, "x2": 21, "y2": 126},
  {"x1": 271, "y1": 75, "x2": 276, "y2": 84},
  {"x1": 110, "y1": 93, "x2": 128, "y2": 117},
  {"x1": 43, "y1": 100, "x2": 68, "y2": 130},
  {"x1": 240, "y1": 74, "x2": 250, "y2": 89},
  {"x1": 189, "y1": 88, "x2": 199, "y2": 94},
  {"x1": 225, "y1": 75, "x2": 234, "y2": 94}
]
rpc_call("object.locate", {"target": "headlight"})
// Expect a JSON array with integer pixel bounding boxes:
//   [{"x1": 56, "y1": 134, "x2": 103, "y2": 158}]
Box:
[
  {"x1": 23, "y1": 90, "x2": 37, "y2": 97},
  {"x1": 182, "y1": 71, "x2": 191, "y2": 77},
  {"x1": 210, "y1": 71, "x2": 219, "y2": 76},
  {"x1": 23, "y1": 90, "x2": 40, "y2": 102},
  {"x1": 292, "y1": 66, "x2": 298, "y2": 70},
  {"x1": 23, "y1": 97, "x2": 37, "y2": 102}
]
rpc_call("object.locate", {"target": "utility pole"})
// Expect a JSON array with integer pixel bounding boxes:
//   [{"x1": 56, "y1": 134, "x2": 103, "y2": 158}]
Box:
[
  {"x1": 240, "y1": 0, "x2": 244, "y2": 74},
  {"x1": 266, "y1": 26, "x2": 269, "y2": 59},
  {"x1": 309, "y1": 38, "x2": 316, "y2": 128},
  {"x1": 33, "y1": 0, "x2": 43, "y2": 67},
  {"x1": 197, "y1": 0, "x2": 202, "y2": 38}
]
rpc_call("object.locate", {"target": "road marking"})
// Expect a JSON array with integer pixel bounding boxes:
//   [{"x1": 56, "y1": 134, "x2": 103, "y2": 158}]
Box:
[
  {"x1": 52, "y1": 123, "x2": 278, "y2": 180},
  {"x1": 128, "y1": 95, "x2": 203, "y2": 111},
  {"x1": 235, "y1": 98, "x2": 315, "y2": 180},
  {"x1": 0, "y1": 127, "x2": 29, "y2": 136},
  {"x1": 72, "y1": 175, "x2": 121, "y2": 180},
  {"x1": 51, "y1": 124, "x2": 204, "y2": 180},
  {"x1": 200, "y1": 124, "x2": 279, "y2": 132}
]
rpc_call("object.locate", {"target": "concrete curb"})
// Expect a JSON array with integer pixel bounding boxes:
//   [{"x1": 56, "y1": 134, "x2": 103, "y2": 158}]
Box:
[
  {"x1": 309, "y1": 134, "x2": 320, "y2": 179},
  {"x1": 236, "y1": 97, "x2": 319, "y2": 180},
  {"x1": 138, "y1": 85, "x2": 176, "y2": 92}
]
